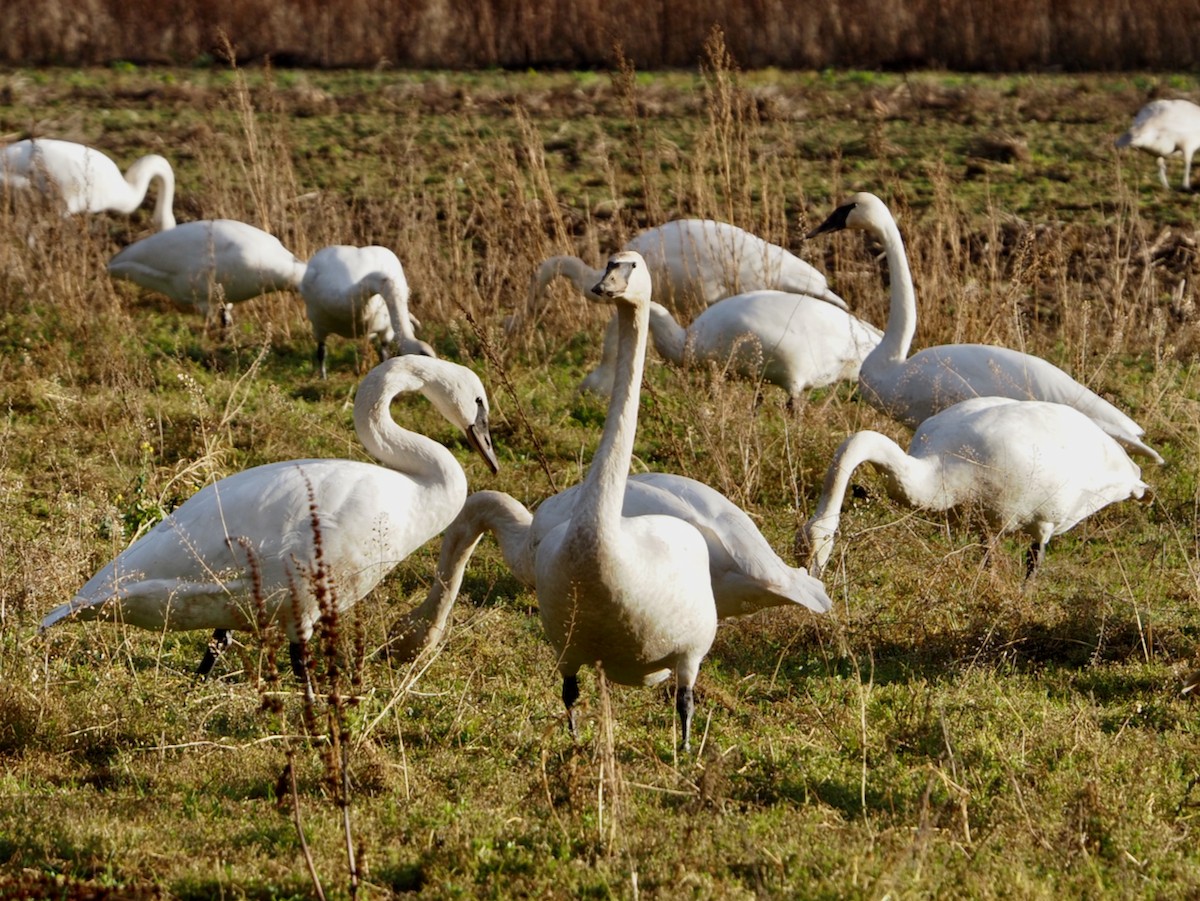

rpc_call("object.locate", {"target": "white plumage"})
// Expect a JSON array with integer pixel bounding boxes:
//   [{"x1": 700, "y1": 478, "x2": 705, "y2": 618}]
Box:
[
  {"x1": 388, "y1": 473, "x2": 832, "y2": 662},
  {"x1": 530, "y1": 218, "x2": 845, "y2": 395},
  {"x1": 533, "y1": 250, "x2": 717, "y2": 750},
  {"x1": 808, "y1": 192, "x2": 1163, "y2": 463},
  {"x1": 1115, "y1": 99, "x2": 1200, "y2": 190},
  {"x1": 645, "y1": 290, "x2": 881, "y2": 407},
  {"x1": 107, "y1": 219, "x2": 306, "y2": 327},
  {"x1": 299, "y1": 244, "x2": 434, "y2": 378},
  {"x1": 799, "y1": 397, "x2": 1149, "y2": 578},
  {"x1": 1, "y1": 138, "x2": 175, "y2": 231},
  {"x1": 40, "y1": 356, "x2": 499, "y2": 684}
]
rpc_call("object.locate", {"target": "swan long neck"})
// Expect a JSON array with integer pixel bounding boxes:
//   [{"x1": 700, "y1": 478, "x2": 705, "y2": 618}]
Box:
[
  {"x1": 872, "y1": 210, "x2": 917, "y2": 364},
  {"x1": 811, "y1": 431, "x2": 939, "y2": 532},
  {"x1": 528, "y1": 256, "x2": 604, "y2": 316},
  {"x1": 578, "y1": 297, "x2": 650, "y2": 533},
  {"x1": 389, "y1": 491, "x2": 533, "y2": 661},
  {"x1": 353, "y1": 362, "x2": 467, "y2": 498},
  {"x1": 124, "y1": 154, "x2": 176, "y2": 230},
  {"x1": 374, "y1": 274, "x2": 417, "y2": 344},
  {"x1": 646, "y1": 302, "x2": 686, "y2": 364}
]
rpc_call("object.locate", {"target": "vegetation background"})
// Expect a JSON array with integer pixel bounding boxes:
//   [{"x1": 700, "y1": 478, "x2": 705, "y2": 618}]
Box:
[
  {"x1": 0, "y1": 10, "x2": 1199, "y2": 901},
  {"x1": 1, "y1": 0, "x2": 1200, "y2": 71}
]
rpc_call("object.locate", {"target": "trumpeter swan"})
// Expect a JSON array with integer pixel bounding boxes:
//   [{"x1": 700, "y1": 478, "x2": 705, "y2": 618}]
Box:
[
  {"x1": 533, "y1": 251, "x2": 717, "y2": 751},
  {"x1": 530, "y1": 219, "x2": 846, "y2": 395},
  {"x1": 388, "y1": 474, "x2": 832, "y2": 661},
  {"x1": 808, "y1": 192, "x2": 1163, "y2": 463},
  {"x1": 1115, "y1": 99, "x2": 1200, "y2": 190},
  {"x1": 107, "y1": 219, "x2": 306, "y2": 329},
  {"x1": 40, "y1": 356, "x2": 500, "y2": 688},
  {"x1": 644, "y1": 291, "x2": 881, "y2": 408},
  {"x1": 798, "y1": 397, "x2": 1148, "y2": 578},
  {"x1": 299, "y1": 245, "x2": 435, "y2": 378},
  {"x1": 0, "y1": 138, "x2": 176, "y2": 231}
]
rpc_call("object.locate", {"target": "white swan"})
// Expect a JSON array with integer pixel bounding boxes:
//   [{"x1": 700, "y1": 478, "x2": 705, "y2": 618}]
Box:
[
  {"x1": 1115, "y1": 99, "x2": 1200, "y2": 190},
  {"x1": 40, "y1": 356, "x2": 500, "y2": 687},
  {"x1": 533, "y1": 251, "x2": 717, "y2": 751},
  {"x1": 530, "y1": 218, "x2": 846, "y2": 395},
  {"x1": 299, "y1": 245, "x2": 434, "y2": 378},
  {"x1": 108, "y1": 219, "x2": 307, "y2": 328},
  {"x1": 808, "y1": 192, "x2": 1163, "y2": 463},
  {"x1": 644, "y1": 290, "x2": 882, "y2": 407},
  {"x1": 798, "y1": 397, "x2": 1149, "y2": 578},
  {"x1": 0, "y1": 138, "x2": 175, "y2": 231},
  {"x1": 388, "y1": 473, "x2": 832, "y2": 661}
]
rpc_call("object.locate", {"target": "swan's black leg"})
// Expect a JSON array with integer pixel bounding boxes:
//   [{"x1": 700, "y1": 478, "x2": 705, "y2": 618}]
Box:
[
  {"x1": 289, "y1": 641, "x2": 316, "y2": 705},
  {"x1": 195, "y1": 628, "x2": 232, "y2": 678},
  {"x1": 1025, "y1": 540, "x2": 1045, "y2": 580},
  {"x1": 676, "y1": 684, "x2": 695, "y2": 753},
  {"x1": 316, "y1": 342, "x2": 328, "y2": 380},
  {"x1": 562, "y1": 674, "x2": 580, "y2": 740}
]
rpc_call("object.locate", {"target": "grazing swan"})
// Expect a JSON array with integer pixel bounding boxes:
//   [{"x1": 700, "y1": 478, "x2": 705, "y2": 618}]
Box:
[
  {"x1": 0, "y1": 138, "x2": 176, "y2": 231},
  {"x1": 798, "y1": 397, "x2": 1148, "y2": 578},
  {"x1": 644, "y1": 291, "x2": 881, "y2": 408},
  {"x1": 388, "y1": 474, "x2": 832, "y2": 661},
  {"x1": 1115, "y1": 99, "x2": 1200, "y2": 190},
  {"x1": 533, "y1": 251, "x2": 717, "y2": 751},
  {"x1": 808, "y1": 192, "x2": 1163, "y2": 463},
  {"x1": 530, "y1": 218, "x2": 846, "y2": 395},
  {"x1": 40, "y1": 356, "x2": 500, "y2": 688},
  {"x1": 299, "y1": 245, "x2": 434, "y2": 378},
  {"x1": 108, "y1": 219, "x2": 307, "y2": 328}
]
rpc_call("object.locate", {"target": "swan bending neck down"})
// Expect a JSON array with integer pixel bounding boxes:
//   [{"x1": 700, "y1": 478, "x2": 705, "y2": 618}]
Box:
[
  {"x1": 386, "y1": 474, "x2": 832, "y2": 662},
  {"x1": 534, "y1": 250, "x2": 717, "y2": 751},
  {"x1": 1, "y1": 138, "x2": 176, "y2": 231},
  {"x1": 798, "y1": 397, "x2": 1148, "y2": 579},
  {"x1": 807, "y1": 192, "x2": 1163, "y2": 464},
  {"x1": 39, "y1": 356, "x2": 499, "y2": 691}
]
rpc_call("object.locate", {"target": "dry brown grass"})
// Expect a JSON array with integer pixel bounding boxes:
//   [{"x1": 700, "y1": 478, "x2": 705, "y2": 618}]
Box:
[{"x1": 2, "y1": 0, "x2": 1200, "y2": 70}]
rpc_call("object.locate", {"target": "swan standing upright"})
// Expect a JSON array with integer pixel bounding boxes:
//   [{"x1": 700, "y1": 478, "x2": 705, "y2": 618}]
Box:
[
  {"x1": 530, "y1": 219, "x2": 846, "y2": 395},
  {"x1": 40, "y1": 356, "x2": 500, "y2": 685},
  {"x1": 798, "y1": 397, "x2": 1148, "y2": 578},
  {"x1": 1115, "y1": 99, "x2": 1200, "y2": 190},
  {"x1": 299, "y1": 245, "x2": 434, "y2": 378},
  {"x1": 108, "y1": 219, "x2": 307, "y2": 328},
  {"x1": 1, "y1": 138, "x2": 176, "y2": 231},
  {"x1": 644, "y1": 290, "x2": 881, "y2": 407},
  {"x1": 388, "y1": 473, "x2": 832, "y2": 662},
  {"x1": 807, "y1": 192, "x2": 1163, "y2": 463},
  {"x1": 533, "y1": 251, "x2": 717, "y2": 751}
]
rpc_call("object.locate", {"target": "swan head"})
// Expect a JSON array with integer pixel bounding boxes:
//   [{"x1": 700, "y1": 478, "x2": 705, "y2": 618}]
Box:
[
  {"x1": 806, "y1": 192, "x2": 890, "y2": 239},
  {"x1": 591, "y1": 250, "x2": 652, "y2": 307},
  {"x1": 794, "y1": 515, "x2": 837, "y2": 579},
  {"x1": 416, "y1": 359, "x2": 501, "y2": 475}
]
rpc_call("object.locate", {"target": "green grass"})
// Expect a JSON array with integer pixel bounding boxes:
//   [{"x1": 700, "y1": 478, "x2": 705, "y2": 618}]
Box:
[{"x1": 1, "y1": 58, "x2": 1199, "y2": 898}]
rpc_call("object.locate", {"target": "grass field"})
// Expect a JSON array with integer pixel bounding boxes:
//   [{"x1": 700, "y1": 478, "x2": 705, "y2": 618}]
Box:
[{"x1": 1, "y1": 53, "x2": 1199, "y2": 899}]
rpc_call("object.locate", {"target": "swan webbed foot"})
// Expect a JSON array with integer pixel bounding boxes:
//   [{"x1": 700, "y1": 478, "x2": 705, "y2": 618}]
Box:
[
  {"x1": 562, "y1": 674, "x2": 580, "y2": 741},
  {"x1": 195, "y1": 628, "x2": 233, "y2": 678},
  {"x1": 676, "y1": 684, "x2": 695, "y2": 753}
]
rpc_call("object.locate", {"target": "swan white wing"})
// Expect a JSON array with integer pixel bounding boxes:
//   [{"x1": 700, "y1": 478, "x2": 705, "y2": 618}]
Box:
[{"x1": 44, "y1": 459, "x2": 462, "y2": 641}]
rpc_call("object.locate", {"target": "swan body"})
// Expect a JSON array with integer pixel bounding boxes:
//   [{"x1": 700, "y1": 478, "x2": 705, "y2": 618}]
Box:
[
  {"x1": 532, "y1": 219, "x2": 845, "y2": 395},
  {"x1": 809, "y1": 192, "x2": 1163, "y2": 463},
  {"x1": 646, "y1": 290, "x2": 882, "y2": 406},
  {"x1": 108, "y1": 219, "x2": 306, "y2": 326},
  {"x1": 40, "y1": 356, "x2": 500, "y2": 682},
  {"x1": 799, "y1": 397, "x2": 1148, "y2": 578},
  {"x1": 388, "y1": 474, "x2": 832, "y2": 661},
  {"x1": 533, "y1": 250, "x2": 717, "y2": 750},
  {"x1": 1, "y1": 138, "x2": 176, "y2": 230},
  {"x1": 299, "y1": 245, "x2": 434, "y2": 378},
  {"x1": 1115, "y1": 99, "x2": 1200, "y2": 190}
]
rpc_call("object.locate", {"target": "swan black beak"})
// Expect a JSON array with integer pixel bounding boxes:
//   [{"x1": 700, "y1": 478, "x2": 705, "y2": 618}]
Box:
[
  {"x1": 806, "y1": 202, "x2": 856, "y2": 239},
  {"x1": 465, "y1": 401, "x2": 500, "y2": 474},
  {"x1": 591, "y1": 260, "x2": 637, "y2": 300}
]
